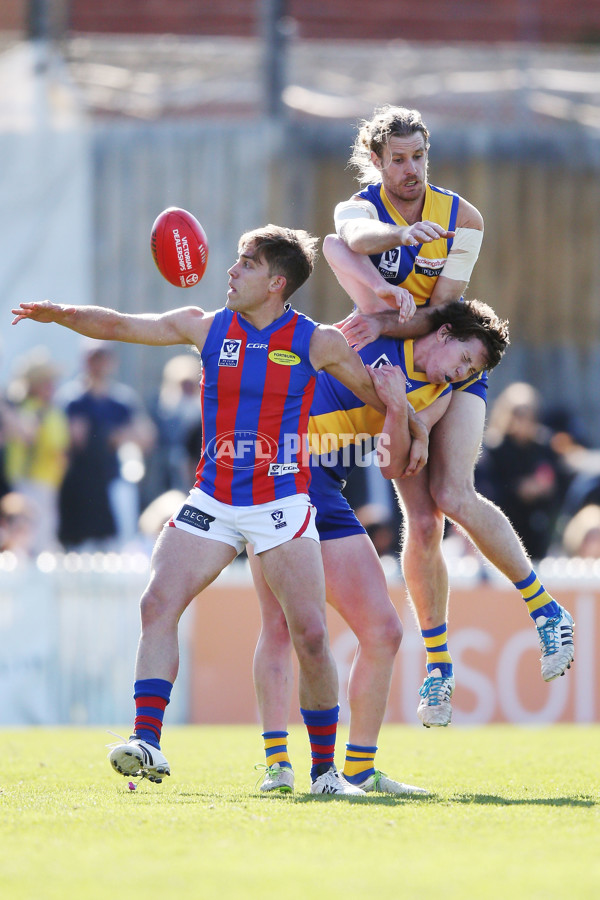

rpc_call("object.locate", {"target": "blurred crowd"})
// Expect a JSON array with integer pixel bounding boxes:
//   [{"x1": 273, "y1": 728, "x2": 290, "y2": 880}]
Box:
[
  {"x1": 1, "y1": 342, "x2": 600, "y2": 566},
  {"x1": 346, "y1": 380, "x2": 600, "y2": 570},
  {"x1": 0, "y1": 343, "x2": 203, "y2": 560}
]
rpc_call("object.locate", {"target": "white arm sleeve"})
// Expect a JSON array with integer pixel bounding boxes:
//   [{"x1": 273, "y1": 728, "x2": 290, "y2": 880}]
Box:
[
  {"x1": 334, "y1": 199, "x2": 379, "y2": 234},
  {"x1": 442, "y1": 227, "x2": 484, "y2": 282}
]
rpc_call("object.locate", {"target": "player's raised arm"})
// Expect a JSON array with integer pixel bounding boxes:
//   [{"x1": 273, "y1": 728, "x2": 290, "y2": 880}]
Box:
[
  {"x1": 335, "y1": 204, "x2": 454, "y2": 256},
  {"x1": 309, "y1": 324, "x2": 385, "y2": 413},
  {"x1": 12, "y1": 300, "x2": 212, "y2": 351},
  {"x1": 323, "y1": 233, "x2": 416, "y2": 320}
]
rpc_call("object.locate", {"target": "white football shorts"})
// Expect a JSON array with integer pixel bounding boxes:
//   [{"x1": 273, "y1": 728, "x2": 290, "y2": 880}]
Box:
[{"x1": 169, "y1": 487, "x2": 319, "y2": 555}]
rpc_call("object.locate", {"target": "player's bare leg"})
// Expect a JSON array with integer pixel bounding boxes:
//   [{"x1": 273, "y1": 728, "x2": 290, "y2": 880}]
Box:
[
  {"x1": 321, "y1": 535, "x2": 402, "y2": 746},
  {"x1": 109, "y1": 527, "x2": 238, "y2": 782},
  {"x1": 258, "y1": 537, "x2": 338, "y2": 711},
  {"x1": 429, "y1": 391, "x2": 574, "y2": 682},
  {"x1": 250, "y1": 549, "x2": 296, "y2": 793},
  {"x1": 252, "y1": 536, "x2": 427, "y2": 795},
  {"x1": 393, "y1": 470, "x2": 454, "y2": 726},
  {"x1": 321, "y1": 535, "x2": 426, "y2": 795},
  {"x1": 258, "y1": 537, "x2": 364, "y2": 796}
]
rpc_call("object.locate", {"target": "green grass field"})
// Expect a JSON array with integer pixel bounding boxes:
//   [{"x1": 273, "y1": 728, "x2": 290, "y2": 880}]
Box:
[{"x1": 1, "y1": 724, "x2": 598, "y2": 899}]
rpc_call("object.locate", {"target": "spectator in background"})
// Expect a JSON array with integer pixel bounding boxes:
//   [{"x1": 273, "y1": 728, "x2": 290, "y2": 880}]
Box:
[
  {"x1": 3, "y1": 349, "x2": 70, "y2": 553},
  {"x1": 56, "y1": 340, "x2": 156, "y2": 551},
  {"x1": 475, "y1": 382, "x2": 570, "y2": 561},
  {"x1": 562, "y1": 504, "x2": 600, "y2": 559},
  {"x1": 0, "y1": 491, "x2": 36, "y2": 558},
  {"x1": 0, "y1": 389, "x2": 20, "y2": 499},
  {"x1": 145, "y1": 353, "x2": 203, "y2": 498}
]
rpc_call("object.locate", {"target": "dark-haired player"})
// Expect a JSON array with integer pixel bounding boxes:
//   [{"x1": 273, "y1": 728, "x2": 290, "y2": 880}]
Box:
[{"x1": 253, "y1": 298, "x2": 510, "y2": 793}]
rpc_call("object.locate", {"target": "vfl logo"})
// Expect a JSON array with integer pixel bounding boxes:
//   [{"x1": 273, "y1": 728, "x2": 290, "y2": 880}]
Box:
[
  {"x1": 205, "y1": 430, "x2": 278, "y2": 470},
  {"x1": 378, "y1": 248, "x2": 401, "y2": 279},
  {"x1": 372, "y1": 352, "x2": 411, "y2": 387},
  {"x1": 371, "y1": 353, "x2": 393, "y2": 369},
  {"x1": 271, "y1": 509, "x2": 287, "y2": 530},
  {"x1": 176, "y1": 504, "x2": 215, "y2": 532},
  {"x1": 218, "y1": 339, "x2": 242, "y2": 367}
]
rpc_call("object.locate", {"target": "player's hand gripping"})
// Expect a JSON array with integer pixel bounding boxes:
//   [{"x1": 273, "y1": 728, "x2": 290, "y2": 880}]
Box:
[
  {"x1": 372, "y1": 284, "x2": 416, "y2": 323},
  {"x1": 338, "y1": 312, "x2": 383, "y2": 350},
  {"x1": 366, "y1": 363, "x2": 406, "y2": 411}
]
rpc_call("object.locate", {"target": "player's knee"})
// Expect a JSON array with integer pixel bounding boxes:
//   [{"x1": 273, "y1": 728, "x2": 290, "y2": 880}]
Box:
[
  {"x1": 140, "y1": 590, "x2": 159, "y2": 626},
  {"x1": 373, "y1": 612, "x2": 403, "y2": 656},
  {"x1": 259, "y1": 613, "x2": 292, "y2": 653},
  {"x1": 140, "y1": 588, "x2": 172, "y2": 628},
  {"x1": 358, "y1": 606, "x2": 403, "y2": 655},
  {"x1": 404, "y1": 507, "x2": 445, "y2": 550},
  {"x1": 431, "y1": 480, "x2": 474, "y2": 523},
  {"x1": 291, "y1": 617, "x2": 329, "y2": 661}
]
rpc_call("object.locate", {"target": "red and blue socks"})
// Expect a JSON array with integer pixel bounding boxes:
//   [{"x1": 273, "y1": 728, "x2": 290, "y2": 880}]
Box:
[
  {"x1": 421, "y1": 622, "x2": 453, "y2": 677},
  {"x1": 300, "y1": 704, "x2": 340, "y2": 781},
  {"x1": 133, "y1": 678, "x2": 172, "y2": 749},
  {"x1": 342, "y1": 743, "x2": 377, "y2": 786},
  {"x1": 262, "y1": 730, "x2": 292, "y2": 771},
  {"x1": 515, "y1": 570, "x2": 561, "y2": 621}
]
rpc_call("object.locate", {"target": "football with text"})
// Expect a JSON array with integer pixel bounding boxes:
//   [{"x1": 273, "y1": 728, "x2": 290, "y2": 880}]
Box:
[{"x1": 151, "y1": 207, "x2": 209, "y2": 288}]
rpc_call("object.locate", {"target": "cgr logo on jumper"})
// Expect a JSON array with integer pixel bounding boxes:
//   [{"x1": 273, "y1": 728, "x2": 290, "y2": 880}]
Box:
[
  {"x1": 218, "y1": 339, "x2": 242, "y2": 367},
  {"x1": 268, "y1": 462, "x2": 300, "y2": 476},
  {"x1": 271, "y1": 509, "x2": 287, "y2": 530},
  {"x1": 205, "y1": 430, "x2": 278, "y2": 470}
]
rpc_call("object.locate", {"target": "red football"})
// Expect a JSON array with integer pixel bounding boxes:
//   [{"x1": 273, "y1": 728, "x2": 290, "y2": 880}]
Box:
[{"x1": 150, "y1": 207, "x2": 209, "y2": 288}]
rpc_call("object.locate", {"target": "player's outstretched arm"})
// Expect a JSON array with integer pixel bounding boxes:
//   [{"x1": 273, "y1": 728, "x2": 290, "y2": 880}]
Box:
[
  {"x1": 310, "y1": 324, "x2": 385, "y2": 413},
  {"x1": 12, "y1": 300, "x2": 212, "y2": 350},
  {"x1": 338, "y1": 217, "x2": 454, "y2": 256}
]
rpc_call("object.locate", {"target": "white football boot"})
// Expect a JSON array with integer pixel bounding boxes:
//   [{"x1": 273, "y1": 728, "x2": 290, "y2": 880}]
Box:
[
  {"x1": 536, "y1": 606, "x2": 575, "y2": 681},
  {"x1": 108, "y1": 736, "x2": 170, "y2": 783},
  {"x1": 310, "y1": 767, "x2": 366, "y2": 797},
  {"x1": 257, "y1": 763, "x2": 295, "y2": 794},
  {"x1": 355, "y1": 770, "x2": 429, "y2": 796},
  {"x1": 417, "y1": 668, "x2": 455, "y2": 727}
]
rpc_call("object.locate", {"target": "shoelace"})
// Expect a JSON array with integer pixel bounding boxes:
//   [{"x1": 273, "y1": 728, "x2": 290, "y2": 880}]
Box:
[
  {"x1": 536, "y1": 614, "x2": 563, "y2": 655},
  {"x1": 369, "y1": 770, "x2": 386, "y2": 789},
  {"x1": 105, "y1": 730, "x2": 130, "y2": 750},
  {"x1": 254, "y1": 763, "x2": 282, "y2": 788},
  {"x1": 419, "y1": 675, "x2": 452, "y2": 706}
]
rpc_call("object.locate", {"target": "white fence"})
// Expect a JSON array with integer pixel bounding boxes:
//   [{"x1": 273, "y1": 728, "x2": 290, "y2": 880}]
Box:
[{"x1": 0, "y1": 553, "x2": 191, "y2": 725}]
